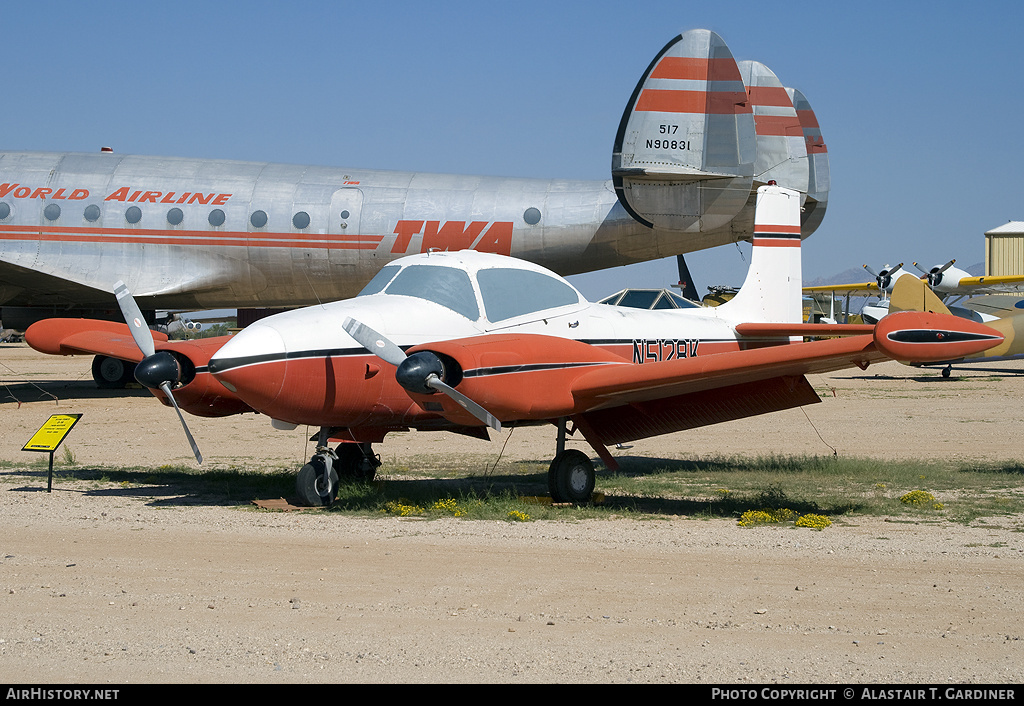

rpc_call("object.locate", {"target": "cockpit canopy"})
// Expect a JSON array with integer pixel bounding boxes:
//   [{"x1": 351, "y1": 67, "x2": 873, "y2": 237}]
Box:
[{"x1": 358, "y1": 252, "x2": 583, "y2": 323}]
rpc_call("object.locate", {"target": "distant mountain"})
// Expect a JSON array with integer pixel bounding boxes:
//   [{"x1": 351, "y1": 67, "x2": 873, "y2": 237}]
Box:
[{"x1": 805, "y1": 262, "x2": 985, "y2": 287}]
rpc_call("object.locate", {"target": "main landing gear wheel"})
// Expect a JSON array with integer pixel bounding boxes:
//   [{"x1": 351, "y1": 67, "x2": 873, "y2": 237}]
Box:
[
  {"x1": 548, "y1": 449, "x2": 595, "y2": 504},
  {"x1": 92, "y1": 355, "x2": 136, "y2": 389},
  {"x1": 335, "y1": 443, "x2": 380, "y2": 482},
  {"x1": 296, "y1": 456, "x2": 339, "y2": 507}
]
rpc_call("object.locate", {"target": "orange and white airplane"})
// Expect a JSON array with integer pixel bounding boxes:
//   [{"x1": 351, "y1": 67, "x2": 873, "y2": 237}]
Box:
[
  {"x1": 25, "y1": 185, "x2": 1003, "y2": 505},
  {"x1": 2, "y1": 30, "x2": 828, "y2": 346}
]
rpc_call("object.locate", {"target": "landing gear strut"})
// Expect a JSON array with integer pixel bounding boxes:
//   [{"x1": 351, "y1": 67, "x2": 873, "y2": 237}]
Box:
[
  {"x1": 547, "y1": 417, "x2": 595, "y2": 504},
  {"x1": 295, "y1": 427, "x2": 342, "y2": 507},
  {"x1": 295, "y1": 436, "x2": 381, "y2": 507}
]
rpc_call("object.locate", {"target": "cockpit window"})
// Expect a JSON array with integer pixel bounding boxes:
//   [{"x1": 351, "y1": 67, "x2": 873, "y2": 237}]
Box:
[
  {"x1": 357, "y1": 265, "x2": 400, "y2": 296},
  {"x1": 478, "y1": 268, "x2": 580, "y2": 322},
  {"x1": 384, "y1": 265, "x2": 480, "y2": 320}
]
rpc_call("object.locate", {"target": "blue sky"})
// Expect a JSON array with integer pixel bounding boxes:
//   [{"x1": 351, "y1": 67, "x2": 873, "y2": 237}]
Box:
[{"x1": 5, "y1": 1, "x2": 1022, "y2": 300}]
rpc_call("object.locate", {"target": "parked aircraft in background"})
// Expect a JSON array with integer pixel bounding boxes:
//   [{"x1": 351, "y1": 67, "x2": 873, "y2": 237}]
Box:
[
  {"x1": 2, "y1": 30, "x2": 827, "y2": 336},
  {"x1": 804, "y1": 260, "x2": 1024, "y2": 325},
  {"x1": 25, "y1": 186, "x2": 1001, "y2": 505},
  {"x1": 805, "y1": 260, "x2": 1024, "y2": 377}
]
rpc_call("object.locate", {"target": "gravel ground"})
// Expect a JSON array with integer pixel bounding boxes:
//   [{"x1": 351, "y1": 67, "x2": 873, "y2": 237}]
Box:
[{"x1": 1, "y1": 343, "x2": 1023, "y2": 683}]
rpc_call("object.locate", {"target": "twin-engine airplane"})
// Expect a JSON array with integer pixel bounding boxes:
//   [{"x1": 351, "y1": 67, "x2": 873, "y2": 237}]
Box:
[
  {"x1": 2, "y1": 29, "x2": 828, "y2": 341},
  {"x1": 26, "y1": 186, "x2": 1004, "y2": 505}
]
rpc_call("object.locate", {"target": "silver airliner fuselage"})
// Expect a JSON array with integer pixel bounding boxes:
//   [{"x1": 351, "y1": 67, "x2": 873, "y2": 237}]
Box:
[{"x1": 0, "y1": 150, "x2": 745, "y2": 312}]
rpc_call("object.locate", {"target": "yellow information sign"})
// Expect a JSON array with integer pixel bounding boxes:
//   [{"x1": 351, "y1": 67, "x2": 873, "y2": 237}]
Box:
[{"x1": 22, "y1": 414, "x2": 83, "y2": 453}]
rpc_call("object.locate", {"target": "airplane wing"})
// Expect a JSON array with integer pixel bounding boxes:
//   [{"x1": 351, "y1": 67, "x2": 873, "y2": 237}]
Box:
[
  {"x1": 404, "y1": 312, "x2": 1000, "y2": 433},
  {"x1": 25, "y1": 318, "x2": 168, "y2": 362},
  {"x1": 959, "y1": 294, "x2": 1024, "y2": 318},
  {"x1": 939, "y1": 274, "x2": 1024, "y2": 297},
  {"x1": 802, "y1": 281, "x2": 879, "y2": 296},
  {"x1": 25, "y1": 318, "x2": 249, "y2": 418}
]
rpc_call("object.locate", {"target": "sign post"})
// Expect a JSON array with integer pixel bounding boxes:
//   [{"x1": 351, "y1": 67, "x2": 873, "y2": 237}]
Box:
[{"x1": 22, "y1": 414, "x2": 83, "y2": 492}]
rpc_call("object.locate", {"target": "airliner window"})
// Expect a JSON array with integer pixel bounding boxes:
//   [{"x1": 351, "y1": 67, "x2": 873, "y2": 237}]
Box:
[
  {"x1": 125, "y1": 206, "x2": 142, "y2": 224},
  {"x1": 208, "y1": 209, "x2": 226, "y2": 227},
  {"x1": 358, "y1": 265, "x2": 400, "y2": 296},
  {"x1": 0, "y1": 202, "x2": 11, "y2": 220},
  {"x1": 478, "y1": 268, "x2": 579, "y2": 322},
  {"x1": 84, "y1": 205, "x2": 101, "y2": 222},
  {"x1": 44, "y1": 204, "x2": 61, "y2": 221},
  {"x1": 385, "y1": 265, "x2": 480, "y2": 320}
]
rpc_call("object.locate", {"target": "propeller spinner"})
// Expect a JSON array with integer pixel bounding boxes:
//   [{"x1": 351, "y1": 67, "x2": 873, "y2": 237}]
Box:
[
  {"x1": 342, "y1": 317, "x2": 502, "y2": 432},
  {"x1": 113, "y1": 281, "x2": 203, "y2": 463}
]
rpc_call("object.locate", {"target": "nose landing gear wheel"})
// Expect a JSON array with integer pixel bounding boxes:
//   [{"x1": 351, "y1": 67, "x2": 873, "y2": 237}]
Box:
[
  {"x1": 548, "y1": 449, "x2": 595, "y2": 504},
  {"x1": 296, "y1": 457, "x2": 339, "y2": 507}
]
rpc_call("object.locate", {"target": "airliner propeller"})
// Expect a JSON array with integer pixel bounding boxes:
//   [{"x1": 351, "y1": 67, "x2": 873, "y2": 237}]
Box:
[
  {"x1": 913, "y1": 259, "x2": 956, "y2": 287},
  {"x1": 342, "y1": 317, "x2": 502, "y2": 432},
  {"x1": 113, "y1": 281, "x2": 203, "y2": 463},
  {"x1": 863, "y1": 263, "x2": 906, "y2": 292}
]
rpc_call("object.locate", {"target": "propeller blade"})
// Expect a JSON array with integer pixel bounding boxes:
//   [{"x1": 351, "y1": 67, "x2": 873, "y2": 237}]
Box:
[
  {"x1": 425, "y1": 374, "x2": 502, "y2": 432},
  {"x1": 938, "y1": 259, "x2": 956, "y2": 274},
  {"x1": 114, "y1": 280, "x2": 155, "y2": 358},
  {"x1": 342, "y1": 317, "x2": 407, "y2": 367},
  {"x1": 113, "y1": 281, "x2": 203, "y2": 464},
  {"x1": 912, "y1": 262, "x2": 929, "y2": 275},
  {"x1": 862, "y1": 264, "x2": 879, "y2": 278},
  {"x1": 160, "y1": 382, "x2": 204, "y2": 464},
  {"x1": 344, "y1": 316, "x2": 502, "y2": 432}
]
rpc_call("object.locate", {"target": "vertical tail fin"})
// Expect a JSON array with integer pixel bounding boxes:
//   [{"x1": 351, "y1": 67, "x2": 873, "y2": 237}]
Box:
[
  {"x1": 787, "y1": 87, "x2": 830, "y2": 235},
  {"x1": 715, "y1": 184, "x2": 802, "y2": 323},
  {"x1": 612, "y1": 29, "x2": 756, "y2": 233},
  {"x1": 738, "y1": 61, "x2": 808, "y2": 193}
]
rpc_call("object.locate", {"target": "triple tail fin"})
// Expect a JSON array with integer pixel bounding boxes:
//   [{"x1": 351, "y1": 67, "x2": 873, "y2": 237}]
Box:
[
  {"x1": 612, "y1": 29, "x2": 755, "y2": 233},
  {"x1": 715, "y1": 184, "x2": 802, "y2": 324}
]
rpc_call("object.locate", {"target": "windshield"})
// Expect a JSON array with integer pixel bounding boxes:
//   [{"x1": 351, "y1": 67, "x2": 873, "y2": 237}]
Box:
[
  {"x1": 477, "y1": 267, "x2": 579, "y2": 322},
  {"x1": 357, "y1": 265, "x2": 400, "y2": 296},
  {"x1": 384, "y1": 265, "x2": 480, "y2": 320}
]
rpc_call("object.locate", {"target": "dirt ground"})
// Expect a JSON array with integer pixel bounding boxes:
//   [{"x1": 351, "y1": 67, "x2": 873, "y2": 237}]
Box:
[{"x1": 1, "y1": 343, "x2": 1023, "y2": 684}]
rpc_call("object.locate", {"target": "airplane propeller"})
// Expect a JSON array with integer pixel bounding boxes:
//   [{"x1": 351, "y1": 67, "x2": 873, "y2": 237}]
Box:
[
  {"x1": 863, "y1": 263, "x2": 905, "y2": 291},
  {"x1": 913, "y1": 259, "x2": 956, "y2": 287},
  {"x1": 113, "y1": 281, "x2": 203, "y2": 463},
  {"x1": 342, "y1": 317, "x2": 502, "y2": 432}
]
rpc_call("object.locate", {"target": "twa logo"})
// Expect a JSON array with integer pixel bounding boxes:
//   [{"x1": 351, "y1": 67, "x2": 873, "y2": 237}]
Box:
[{"x1": 391, "y1": 220, "x2": 513, "y2": 255}]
